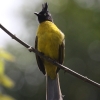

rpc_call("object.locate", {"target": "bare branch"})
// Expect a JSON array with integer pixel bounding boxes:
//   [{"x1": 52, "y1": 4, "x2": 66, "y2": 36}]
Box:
[{"x1": 0, "y1": 24, "x2": 100, "y2": 88}]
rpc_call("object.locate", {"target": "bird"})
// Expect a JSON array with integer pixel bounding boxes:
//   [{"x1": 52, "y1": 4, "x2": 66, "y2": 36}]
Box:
[{"x1": 34, "y1": 3, "x2": 65, "y2": 100}]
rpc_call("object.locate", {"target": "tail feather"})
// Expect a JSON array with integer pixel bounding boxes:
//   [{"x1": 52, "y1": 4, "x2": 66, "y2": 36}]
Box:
[{"x1": 46, "y1": 74, "x2": 63, "y2": 100}]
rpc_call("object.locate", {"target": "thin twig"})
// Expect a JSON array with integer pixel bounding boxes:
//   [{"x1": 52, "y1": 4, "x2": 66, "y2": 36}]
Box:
[{"x1": 0, "y1": 24, "x2": 100, "y2": 88}]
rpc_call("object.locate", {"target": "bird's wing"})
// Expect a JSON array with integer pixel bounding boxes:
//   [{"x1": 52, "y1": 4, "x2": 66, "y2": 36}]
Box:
[
  {"x1": 35, "y1": 36, "x2": 45, "y2": 75},
  {"x1": 56, "y1": 39, "x2": 65, "y2": 73}
]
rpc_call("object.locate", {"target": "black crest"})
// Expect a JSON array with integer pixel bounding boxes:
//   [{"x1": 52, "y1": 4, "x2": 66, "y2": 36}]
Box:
[
  {"x1": 34, "y1": 3, "x2": 53, "y2": 23},
  {"x1": 42, "y1": 2, "x2": 48, "y2": 12}
]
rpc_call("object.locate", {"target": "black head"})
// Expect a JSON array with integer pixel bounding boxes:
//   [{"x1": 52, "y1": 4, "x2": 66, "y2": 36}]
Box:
[{"x1": 34, "y1": 3, "x2": 53, "y2": 23}]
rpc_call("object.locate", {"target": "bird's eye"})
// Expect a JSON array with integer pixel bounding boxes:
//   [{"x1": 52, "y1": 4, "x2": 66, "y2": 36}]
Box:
[{"x1": 44, "y1": 13, "x2": 47, "y2": 16}]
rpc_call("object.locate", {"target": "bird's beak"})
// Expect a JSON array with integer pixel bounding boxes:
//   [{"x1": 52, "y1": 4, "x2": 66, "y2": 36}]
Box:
[{"x1": 34, "y1": 12, "x2": 39, "y2": 16}]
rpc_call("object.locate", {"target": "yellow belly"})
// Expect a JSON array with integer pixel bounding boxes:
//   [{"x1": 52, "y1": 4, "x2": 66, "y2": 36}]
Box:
[
  {"x1": 37, "y1": 21, "x2": 64, "y2": 79},
  {"x1": 38, "y1": 35, "x2": 59, "y2": 79}
]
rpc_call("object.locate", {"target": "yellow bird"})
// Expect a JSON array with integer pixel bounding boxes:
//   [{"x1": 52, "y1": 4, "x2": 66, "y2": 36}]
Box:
[{"x1": 34, "y1": 3, "x2": 65, "y2": 100}]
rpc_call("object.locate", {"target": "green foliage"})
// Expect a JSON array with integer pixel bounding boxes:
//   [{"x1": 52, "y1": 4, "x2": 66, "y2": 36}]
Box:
[
  {"x1": 0, "y1": 48, "x2": 14, "y2": 88},
  {"x1": 0, "y1": 48, "x2": 15, "y2": 62},
  {"x1": 0, "y1": 60, "x2": 4, "y2": 75},
  {"x1": 0, "y1": 94, "x2": 15, "y2": 100},
  {"x1": 0, "y1": 48, "x2": 15, "y2": 99}
]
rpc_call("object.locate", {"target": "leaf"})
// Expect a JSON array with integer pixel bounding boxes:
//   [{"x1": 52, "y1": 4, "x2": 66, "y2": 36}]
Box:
[
  {"x1": 0, "y1": 74, "x2": 14, "y2": 88},
  {"x1": 0, "y1": 60, "x2": 4, "y2": 74},
  {"x1": 0, "y1": 48, "x2": 15, "y2": 62},
  {"x1": 0, "y1": 93, "x2": 15, "y2": 100}
]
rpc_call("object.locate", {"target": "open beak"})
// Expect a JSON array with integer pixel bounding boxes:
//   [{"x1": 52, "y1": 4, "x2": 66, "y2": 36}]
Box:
[{"x1": 34, "y1": 12, "x2": 39, "y2": 16}]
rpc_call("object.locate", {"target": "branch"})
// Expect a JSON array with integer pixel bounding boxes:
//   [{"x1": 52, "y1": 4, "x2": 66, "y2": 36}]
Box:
[{"x1": 0, "y1": 24, "x2": 100, "y2": 88}]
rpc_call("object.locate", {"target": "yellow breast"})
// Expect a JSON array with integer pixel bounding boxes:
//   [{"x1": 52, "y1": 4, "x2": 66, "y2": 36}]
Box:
[{"x1": 36, "y1": 21, "x2": 64, "y2": 79}]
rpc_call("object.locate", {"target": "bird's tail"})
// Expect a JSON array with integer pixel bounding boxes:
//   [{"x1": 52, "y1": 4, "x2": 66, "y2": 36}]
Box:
[{"x1": 46, "y1": 73, "x2": 63, "y2": 100}]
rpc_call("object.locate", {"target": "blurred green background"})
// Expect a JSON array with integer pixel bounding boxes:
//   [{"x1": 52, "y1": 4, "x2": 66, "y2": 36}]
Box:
[{"x1": 0, "y1": 0, "x2": 100, "y2": 100}]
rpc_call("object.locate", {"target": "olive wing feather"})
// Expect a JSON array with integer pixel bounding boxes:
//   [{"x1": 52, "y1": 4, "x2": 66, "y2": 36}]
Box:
[{"x1": 35, "y1": 36, "x2": 45, "y2": 75}]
